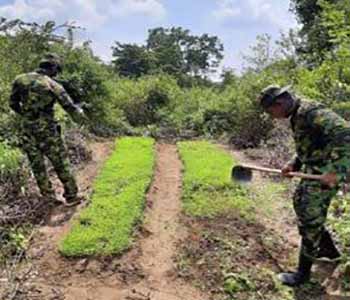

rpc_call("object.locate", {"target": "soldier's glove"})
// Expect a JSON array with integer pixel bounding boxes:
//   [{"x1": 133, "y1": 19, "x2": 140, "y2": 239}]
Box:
[
  {"x1": 73, "y1": 107, "x2": 88, "y2": 126},
  {"x1": 77, "y1": 107, "x2": 84, "y2": 115},
  {"x1": 320, "y1": 172, "x2": 338, "y2": 188}
]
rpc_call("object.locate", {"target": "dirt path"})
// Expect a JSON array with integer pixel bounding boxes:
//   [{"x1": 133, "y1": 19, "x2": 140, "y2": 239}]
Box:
[
  {"x1": 112, "y1": 143, "x2": 207, "y2": 300},
  {"x1": 19, "y1": 143, "x2": 206, "y2": 300}
]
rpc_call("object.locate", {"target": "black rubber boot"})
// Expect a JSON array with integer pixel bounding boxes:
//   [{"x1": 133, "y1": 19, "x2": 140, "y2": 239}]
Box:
[
  {"x1": 278, "y1": 252, "x2": 312, "y2": 287},
  {"x1": 317, "y1": 230, "x2": 341, "y2": 261},
  {"x1": 64, "y1": 195, "x2": 85, "y2": 207}
]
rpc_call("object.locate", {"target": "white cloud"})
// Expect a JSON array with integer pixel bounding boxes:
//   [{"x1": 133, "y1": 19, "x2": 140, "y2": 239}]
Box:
[
  {"x1": 213, "y1": 0, "x2": 241, "y2": 20},
  {"x1": 111, "y1": 0, "x2": 166, "y2": 20},
  {"x1": 213, "y1": 0, "x2": 296, "y2": 29},
  {"x1": 0, "y1": 0, "x2": 58, "y2": 20},
  {"x1": 0, "y1": 0, "x2": 167, "y2": 30}
]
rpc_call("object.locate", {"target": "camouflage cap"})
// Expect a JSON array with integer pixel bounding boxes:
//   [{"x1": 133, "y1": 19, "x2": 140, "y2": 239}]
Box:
[
  {"x1": 39, "y1": 53, "x2": 63, "y2": 71},
  {"x1": 259, "y1": 85, "x2": 291, "y2": 109}
]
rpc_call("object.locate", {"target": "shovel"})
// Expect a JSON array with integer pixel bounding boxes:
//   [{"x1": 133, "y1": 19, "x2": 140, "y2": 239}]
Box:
[{"x1": 231, "y1": 164, "x2": 323, "y2": 183}]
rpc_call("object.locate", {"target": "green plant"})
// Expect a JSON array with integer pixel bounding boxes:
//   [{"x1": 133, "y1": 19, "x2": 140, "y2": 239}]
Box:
[
  {"x1": 177, "y1": 141, "x2": 252, "y2": 218},
  {"x1": 60, "y1": 137, "x2": 155, "y2": 257}
]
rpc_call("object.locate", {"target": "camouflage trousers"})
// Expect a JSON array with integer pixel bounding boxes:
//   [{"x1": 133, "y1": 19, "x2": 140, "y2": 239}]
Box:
[
  {"x1": 20, "y1": 122, "x2": 78, "y2": 200},
  {"x1": 293, "y1": 179, "x2": 338, "y2": 259}
]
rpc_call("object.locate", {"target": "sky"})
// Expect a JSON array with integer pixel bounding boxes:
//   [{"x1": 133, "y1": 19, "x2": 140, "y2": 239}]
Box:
[{"x1": 0, "y1": 0, "x2": 298, "y2": 74}]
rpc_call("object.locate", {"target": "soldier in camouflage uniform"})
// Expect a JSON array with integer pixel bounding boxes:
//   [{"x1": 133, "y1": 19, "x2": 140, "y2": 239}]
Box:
[
  {"x1": 9, "y1": 53, "x2": 86, "y2": 206},
  {"x1": 259, "y1": 85, "x2": 347, "y2": 286}
]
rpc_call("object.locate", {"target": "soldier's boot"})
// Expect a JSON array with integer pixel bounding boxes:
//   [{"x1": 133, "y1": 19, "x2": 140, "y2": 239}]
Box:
[
  {"x1": 62, "y1": 180, "x2": 83, "y2": 207},
  {"x1": 317, "y1": 230, "x2": 341, "y2": 262},
  {"x1": 278, "y1": 252, "x2": 312, "y2": 287}
]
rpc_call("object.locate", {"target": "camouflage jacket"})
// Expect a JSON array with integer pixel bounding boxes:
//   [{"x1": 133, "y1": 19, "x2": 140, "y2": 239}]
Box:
[
  {"x1": 9, "y1": 70, "x2": 82, "y2": 127},
  {"x1": 289, "y1": 99, "x2": 350, "y2": 182}
]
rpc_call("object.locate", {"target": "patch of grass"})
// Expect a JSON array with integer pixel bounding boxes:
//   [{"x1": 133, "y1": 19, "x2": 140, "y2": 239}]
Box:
[
  {"x1": 0, "y1": 142, "x2": 22, "y2": 180},
  {"x1": 329, "y1": 195, "x2": 350, "y2": 291},
  {"x1": 177, "y1": 141, "x2": 251, "y2": 218},
  {"x1": 176, "y1": 142, "x2": 301, "y2": 299},
  {"x1": 59, "y1": 137, "x2": 155, "y2": 257},
  {"x1": 250, "y1": 182, "x2": 289, "y2": 215}
]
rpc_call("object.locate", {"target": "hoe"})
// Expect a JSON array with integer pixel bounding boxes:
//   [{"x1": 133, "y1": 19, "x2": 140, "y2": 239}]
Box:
[{"x1": 231, "y1": 164, "x2": 323, "y2": 183}]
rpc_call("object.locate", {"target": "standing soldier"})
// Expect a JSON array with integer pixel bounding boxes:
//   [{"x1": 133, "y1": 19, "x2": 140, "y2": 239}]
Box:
[
  {"x1": 9, "y1": 53, "x2": 86, "y2": 207},
  {"x1": 259, "y1": 85, "x2": 347, "y2": 286}
]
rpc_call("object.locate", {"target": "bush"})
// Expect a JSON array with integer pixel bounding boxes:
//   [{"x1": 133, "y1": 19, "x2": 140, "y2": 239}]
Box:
[
  {"x1": 105, "y1": 74, "x2": 181, "y2": 129},
  {"x1": 0, "y1": 142, "x2": 25, "y2": 197}
]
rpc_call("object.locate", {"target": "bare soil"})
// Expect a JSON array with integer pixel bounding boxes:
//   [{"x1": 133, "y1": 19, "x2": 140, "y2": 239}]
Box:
[
  {"x1": 4, "y1": 143, "x2": 206, "y2": 300},
  {"x1": 116, "y1": 143, "x2": 207, "y2": 300},
  {"x1": 2, "y1": 141, "x2": 347, "y2": 300}
]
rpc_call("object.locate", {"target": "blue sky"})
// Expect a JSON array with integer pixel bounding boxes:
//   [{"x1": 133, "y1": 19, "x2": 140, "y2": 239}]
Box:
[{"x1": 0, "y1": 0, "x2": 297, "y2": 73}]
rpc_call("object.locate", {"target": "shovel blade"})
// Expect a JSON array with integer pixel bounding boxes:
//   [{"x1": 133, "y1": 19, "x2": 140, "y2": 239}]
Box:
[{"x1": 231, "y1": 165, "x2": 253, "y2": 183}]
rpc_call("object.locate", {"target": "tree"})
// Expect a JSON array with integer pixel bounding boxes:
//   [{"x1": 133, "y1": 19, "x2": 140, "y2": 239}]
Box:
[
  {"x1": 111, "y1": 43, "x2": 156, "y2": 78},
  {"x1": 111, "y1": 27, "x2": 224, "y2": 79},
  {"x1": 220, "y1": 68, "x2": 238, "y2": 87},
  {"x1": 242, "y1": 34, "x2": 276, "y2": 72},
  {"x1": 147, "y1": 27, "x2": 224, "y2": 77},
  {"x1": 290, "y1": 0, "x2": 337, "y2": 66}
]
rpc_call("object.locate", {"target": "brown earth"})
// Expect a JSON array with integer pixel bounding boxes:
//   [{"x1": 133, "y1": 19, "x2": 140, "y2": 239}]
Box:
[
  {"x1": 2, "y1": 141, "x2": 347, "y2": 300},
  {"x1": 2, "y1": 142, "x2": 206, "y2": 300}
]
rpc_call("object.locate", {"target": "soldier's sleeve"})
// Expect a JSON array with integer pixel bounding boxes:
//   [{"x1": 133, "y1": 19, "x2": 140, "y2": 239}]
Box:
[
  {"x1": 307, "y1": 108, "x2": 350, "y2": 182},
  {"x1": 9, "y1": 80, "x2": 23, "y2": 114},
  {"x1": 48, "y1": 79, "x2": 84, "y2": 120},
  {"x1": 325, "y1": 142, "x2": 350, "y2": 182}
]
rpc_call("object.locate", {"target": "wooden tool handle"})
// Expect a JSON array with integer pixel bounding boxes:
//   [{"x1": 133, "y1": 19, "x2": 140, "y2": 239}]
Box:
[
  {"x1": 288, "y1": 172, "x2": 323, "y2": 180},
  {"x1": 239, "y1": 164, "x2": 323, "y2": 181}
]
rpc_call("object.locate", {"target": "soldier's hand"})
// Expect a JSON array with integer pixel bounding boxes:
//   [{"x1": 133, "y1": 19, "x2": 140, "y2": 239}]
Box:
[
  {"x1": 77, "y1": 107, "x2": 84, "y2": 115},
  {"x1": 74, "y1": 107, "x2": 88, "y2": 126},
  {"x1": 321, "y1": 172, "x2": 338, "y2": 188},
  {"x1": 281, "y1": 164, "x2": 295, "y2": 178}
]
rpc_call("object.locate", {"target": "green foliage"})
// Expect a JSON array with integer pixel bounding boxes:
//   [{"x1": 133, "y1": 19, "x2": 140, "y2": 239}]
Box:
[
  {"x1": 0, "y1": 19, "x2": 105, "y2": 140},
  {"x1": 0, "y1": 142, "x2": 22, "y2": 178},
  {"x1": 327, "y1": 194, "x2": 350, "y2": 291},
  {"x1": 53, "y1": 45, "x2": 115, "y2": 135},
  {"x1": 60, "y1": 137, "x2": 155, "y2": 257},
  {"x1": 112, "y1": 43, "x2": 157, "y2": 78},
  {"x1": 177, "y1": 141, "x2": 251, "y2": 218},
  {"x1": 224, "y1": 273, "x2": 255, "y2": 295},
  {"x1": 105, "y1": 74, "x2": 181, "y2": 130},
  {"x1": 290, "y1": 0, "x2": 333, "y2": 66},
  {"x1": 0, "y1": 227, "x2": 29, "y2": 264},
  {"x1": 0, "y1": 19, "x2": 276, "y2": 147},
  {"x1": 295, "y1": 45, "x2": 350, "y2": 105},
  {"x1": 147, "y1": 27, "x2": 224, "y2": 76},
  {"x1": 0, "y1": 142, "x2": 24, "y2": 194},
  {"x1": 112, "y1": 26, "x2": 224, "y2": 80}
]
